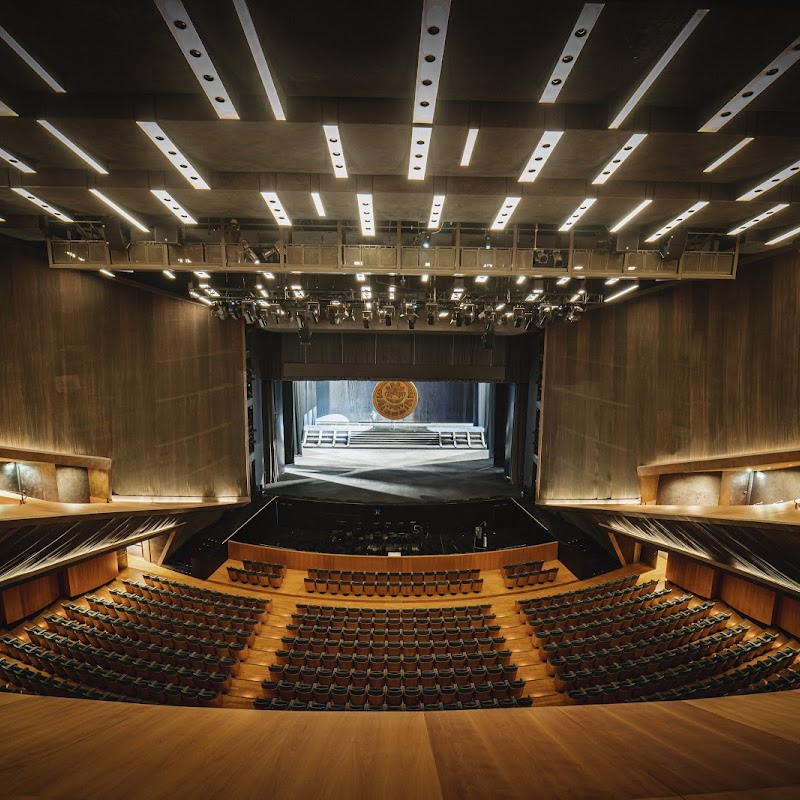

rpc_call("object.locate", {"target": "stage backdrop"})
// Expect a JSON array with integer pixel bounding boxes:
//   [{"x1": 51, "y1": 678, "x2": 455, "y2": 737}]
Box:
[
  {"x1": 538, "y1": 252, "x2": 800, "y2": 501},
  {"x1": 0, "y1": 237, "x2": 248, "y2": 499}
]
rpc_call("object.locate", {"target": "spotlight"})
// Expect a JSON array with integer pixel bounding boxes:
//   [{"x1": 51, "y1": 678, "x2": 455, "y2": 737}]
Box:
[
  {"x1": 327, "y1": 305, "x2": 337, "y2": 325},
  {"x1": 307, "y1": 302, "x2": 320, "y2": 323},
  {"x1": 212, "y1": 303, "x2": 227, "y2": 320},
  {"x1": 463, "y1": 303, "x2": 476, "y2": 325},
  {"x1": 512, "y1": 306, "x2": 525, "y2": 328},
  {"x1": 242, "y1": 301, "x2": 257, "y2": 325},
  {"x1": 481, "y1": 321, "x2": 495, "y2": 350},
  {"x1": 452, "y1": 309, "x2": 463, "y2": 327},
  {"x1": 362, "y1": 310, "x2": 372, "y2": 329},
  {"x1": 422, "y1": 232, "x2": 431, "y2": 249},
  {"x1": 484, "y1": 235, "x2": 491, "y2": 250},
  {"x1": 426, "y1": 302, "x2": 438, "y2": 325},
  {"x1": 383, "y1": 305, "x2": 395, "y2": 326},
  {"x1": 297, "y1": 313, "x2": 312, "y2": 345}
]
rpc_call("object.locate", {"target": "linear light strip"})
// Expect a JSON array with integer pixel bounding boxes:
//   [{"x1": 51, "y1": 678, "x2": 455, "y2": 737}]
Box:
[
  {"x1": 357, "y1": 193, "x2": 375, "y2": 236},
  {"x1": 644, "y1": 201, "x2": 708, "y2": 242},
  {"x1": 559, "y1": 198, "x2": 597, "y2": 231},
  {"x1": 609, "y1": 198, "x2": 652, "y2": 232},
  {"x1": 428, "y1": 194, "x2": 446, "y2": 228},
  {"x1": 703, "y1": 137, "x2": 754, "y2": 173},
  {"x1": 737, "y1": 158, "x2": 800, "y2": 201},
  {"x1": 605, "y1": 283, "x2": 638, "y2": 302},
  {"x1": 592, "y1": 133, "x2": 647, "y2": 184},
  {"x1": 0, "y1": 25, "x2": 65, "y2": 92},
  {"x1": 540, "y1": 3, "x2": 605, "y2": 103},
  {"x1": 137, "y1": 121, "x2": 210, "y2": 189},
  {"x1": 519, "y1": 130, "x2": 564, "y2": 182},
  {"x1": 460, "y1": 128, "x2": 479, "y2": 167},
  {"x1": 261, "y1": 191, "x2": 292, "y2": 226},
  {"x1": 89, "y1": 189, "x2": 149, "y2": 233},
  {"x1": 700, "y1": 35, "x2": 800, "y2": 132},
  {"x1": 11, "y1": 187, "x2": 73, "y2": 222},
  {"x1": 322, "y1": 124, "x2": 348, "y2": 178},
  {"x1": 0, "y1": 98, "x2": 17, "y2": 117},
  {"x1": 310, "y1": 192, "x2": 326, "y2": 216},
  {"x1": 37, "y1": 120, "x2": 107, "y2": 174},
  {"x1": 490, "y1": 196, "x2": 521, "y2": 230},
  {"x1": 150, "y1": 189, "x2": 197, "y2": 224},
  {"x1": 0, "y1": 145, "x2": 35, "y2": 173},
  {"x1": 409, "y1": 126, "x2": 432, "y2": 180},
  {"x1": 727, "y1": 203, "x2": 789, "y2": 235},
  {"x1": 766, "y1": 225, "x2": 800, "y2": 246},
  {"x1": 232, "y1": 0, "x2": 285, "y2": 121},
  {"x1": 412, "y1": 0, "x2": 452, "y2": 125},
  {"x1": 609, "y1": 9, "x2": 708, "y2": 129},
  {"x1": 152, "y1": 0, "x2": 238, "y2": 120}
]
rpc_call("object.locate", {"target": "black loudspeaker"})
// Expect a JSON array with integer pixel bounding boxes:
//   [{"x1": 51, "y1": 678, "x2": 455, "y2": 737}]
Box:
[
  {"x1": 660, "y1": 228, "x2": 689, "y2": 260},
  {"x1": 104, "y1": 217, "x2": 130, "y2": 250},
  {"x1": 615, "y1": 229, "x2": 640, "y2": 252}
]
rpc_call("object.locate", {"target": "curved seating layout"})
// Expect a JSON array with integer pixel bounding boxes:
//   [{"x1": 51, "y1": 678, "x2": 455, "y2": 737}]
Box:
[
  {"x1": 501, "y1": 561, "x2": 559, "y2": 588},
  {"x1": 228, "y1": 561, "x2": 287, "y2": 588},
  {"x1": 303, "y1": 568, "x2": 484, "y2": 596},
  {"x1": 256, "y1": 602, "x2": 528, "y2": 711}
]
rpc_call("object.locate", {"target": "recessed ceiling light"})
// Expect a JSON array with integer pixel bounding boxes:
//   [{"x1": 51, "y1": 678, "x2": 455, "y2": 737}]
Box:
[
  {"x1": 609, "y1": 9, "x2": 708, "y2": 129},
  {"x1": 310, "y1": 191, "x2": 326, "y2": 217},
  {"x1": 569, "y1": 293, "x2": 581, "y2": 303},
  {"x1": 490, "y1": 196, "x2": 521, "y2": 230},
  {"x1": 516, "y1": 276, "x2": 527, "y2": 284},
  {"x1": 700, "y1": 36, "x2": 800, "y2": 132},
  {"x1": 37, "y1": 120, "x2": 107, "y2": 174},
  {"x1": 163, "y1": 269, "x2": 176, "y2": 279},
  {"x1": 421, "y1": 274, "x2": 429, "y2": 282},
  {"x1": 356, "y1": 273, "x2": 366, "y2": 281},
  {"x1": 0, "y1": 25, "x2": 65, "y2": 92},
  {"x1": 460, "y1": 128, "x2": 479, "y2": 166},
  {"x1": 194, "y1": 271, "x2": 211, "y2": 279},
  {"x1": 475, "y1": 275, "x2": 489, "y2": 283},
  {"x1": 605, "y1": 283, "x2": 639, "y2": 302},
  {"x1": 604, "y1": 277, "x2": 620, "y2": 285},
  {"x1": 540, "y1": 3, "x2": 605, "y2": 103},
  {"x1": 592, "y1": 133, "x2": 647, "y2": 184},
  {"x1": 357, "y1": 193, "x2": 375, "y2": 237},
  {"x1": 150, "y1": 189, "x2": 197, "y2": 224},
  {"x1": 727, "y1": 203, "x2": 789, "y2": 235},
  {"x1": 322, "y1": 124, "x2": 348, "y2": 178},
  {"x1": 260, "y1": 191, "x2": 292, "y2": 226},
  {"x1": 262, "y1": 272, "x2": 275, "y2": 279},
  {"x1": 232, "y1": 0, "x2": 285, "y2": 121},
  {"x1": 703, "y1": 137, "x2": 754, "y2": 173},
  {"x1": 644, "y1": 201, "x2": 709, "y2": 242},
  {"x1": 0, "y1": 98, "x2": 17, "y2": 117},
  {"x1": 438, "y1": 310, "x2": 449, "y2": 318},
  {"x1": 99, "y1": 269, "x2": 115, "y2": 278},
  {"x1": 153, "y1": 0, "x2": 238, "y2": 120},
  {"x1": 409, "y1": 126, "x2": 432, "y2": 180},
  {"x1": 559, "y1": 198, "x2": 597, "y2": 231},
  {"x1": 557, "y1": 276, "x2": 571, "y2": 286},
  {"x1": 766, "y1": 225, "x2": 800, "y2": 246},
  {"x1": 89, "y1": 189, "x2": 149, "y2": 233},
  {"x1": 413, "y1": 0, "x2": 452, "y2": 125},
  {"x1": 609, "y1": 198, "x2": 653, "y2": 232},
  {"x1": 737, "y1": 159, "x2": 800, "y2": 201},
  {"x1": 428, "y1": 193, "x2": 446, "y2": 228},
  {"x1": 137, "y1": 121, "x2": 209, "y2": 189},
  {"x1": 519, "y1": 130, "x2": 564, "y2": 182},
  {"x1": 11, "y1": 187, "x2": 73, "y2": 222},
  {"x1": 0, "y1": 145, "x2": 35, "y2": 173}
]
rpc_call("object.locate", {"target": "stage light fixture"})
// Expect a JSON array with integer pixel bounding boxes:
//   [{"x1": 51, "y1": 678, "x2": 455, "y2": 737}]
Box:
[
  {"x1": 463, "y1": 303, "x2": 476, "y2": 325},
  {"x1": 362, "y1": 310, "x2": 372, "y2": 329},
  {"x1": 383, "y1": 306, "x2": 395, "y2": 326},
  {"x1": 513, "y1": 307, "x2": 525, "y2": 328},
  {"x1": 426, "y1": 302, "x2": 438, "y2": 325},
  {"x1": 422, "y1": 232, "x2": 432, "y2": 249},
  {"x1": 307, "y1": 302, "x2": 320, "y2": 323}
]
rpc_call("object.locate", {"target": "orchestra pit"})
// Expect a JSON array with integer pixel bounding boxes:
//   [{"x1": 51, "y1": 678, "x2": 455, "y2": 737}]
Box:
[{"x1": 2, "y1": 1, "x2": 800, "y2": 798}]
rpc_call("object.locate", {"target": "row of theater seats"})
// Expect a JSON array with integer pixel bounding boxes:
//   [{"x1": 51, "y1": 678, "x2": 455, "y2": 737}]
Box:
[
  {"x1": 227, "y1": 567, "x2": 284, "y2": 588},
  {"x1": 501, "y1": 560, "x2": 545, "y2": 577},
  {"x1": 514, "y1": 573, "x2": 641, "y2": 615},
  {"x1": 304, "y1": 571, "x2": 484, "y2": 596},
  {"x1": 502, "y1": 567, "x2": 559, "y2": 589},
  {"x1": 256, "y1": 602, "x2": 528, "y2": 711},
  {"x1": 0, "y1": 576, "x2": 270, "y2": 707}
]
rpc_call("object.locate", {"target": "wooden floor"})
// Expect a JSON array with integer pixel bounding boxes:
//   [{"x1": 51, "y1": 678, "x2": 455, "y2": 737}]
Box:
[{"x1": 0, "y1": 689, "x2": 799, "y2": 799}]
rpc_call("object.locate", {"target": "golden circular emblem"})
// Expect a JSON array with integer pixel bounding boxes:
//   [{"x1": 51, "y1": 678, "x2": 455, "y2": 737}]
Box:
[{"x1": 372, "y1": 381, "x2": 419, "y2": 420}]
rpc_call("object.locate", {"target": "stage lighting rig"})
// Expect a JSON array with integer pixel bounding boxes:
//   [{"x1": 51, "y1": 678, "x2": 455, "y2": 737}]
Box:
[
  {"x1": 362, "y1": 310, "x2": 372, "y2": 329},
  {"x1": 426, "y1": 302, "x2": 438, "y2": 325}
]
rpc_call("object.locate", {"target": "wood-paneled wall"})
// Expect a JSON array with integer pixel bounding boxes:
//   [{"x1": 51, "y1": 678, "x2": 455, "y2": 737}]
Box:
[
  {"x1": 719, "y1": 573, "x2": 777, "y2": 626},
  {"x1": 0, "y1": 572, "x2": 60, "y2": 625},
  {"x1": 539, "y1": 252, "x2": 800, "y2": 500},
  {"x1": 0, "y1": 237, "x2": 248, "y2": 498},
  {"x1": 665, "y1": 552, "x2": 720, "y2": 598},
  {"x1": 776, "y1": 595, "x2": 800, "y2": 639},
  {"x1": 62, "y1": 552, "x2": 119, "y2": 597},
  {"x1": 228, "y1": 541, "x2": 558, "y2": 572}
]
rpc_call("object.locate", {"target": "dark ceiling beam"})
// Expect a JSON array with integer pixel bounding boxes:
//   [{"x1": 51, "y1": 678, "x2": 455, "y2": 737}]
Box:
[{"x1": 11, "y1": 92, "x2": 800, "y2": 138}]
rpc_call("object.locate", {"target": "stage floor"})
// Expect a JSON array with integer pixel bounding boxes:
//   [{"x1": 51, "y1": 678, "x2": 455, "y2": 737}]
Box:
[{"x1": 269, "y1": 448, "x2": 517, "y2": 503}]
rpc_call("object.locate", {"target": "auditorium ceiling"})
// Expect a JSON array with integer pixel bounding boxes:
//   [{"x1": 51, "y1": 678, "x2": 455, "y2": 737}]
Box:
[{"x1": 0, "y1": 0, "x2": 799, "y2": 309}]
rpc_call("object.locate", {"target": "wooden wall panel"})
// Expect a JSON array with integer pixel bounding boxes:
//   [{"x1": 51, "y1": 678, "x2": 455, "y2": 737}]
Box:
[
  {"x1": 0, "y1": 238, "x2": 247, "y2": 499},
  {"x1": 776, "y1": 594, "x2": 800, "y2": 639},
  {"x1": 228, "y1": 541, "x2": 559, "y2": 572},
  {"x1": 62, "y1": 552, "x2": 119, "y2": 597},
  {"x1": 719, "y1": 573, "x2": 777, "y2": 625},
  {"x1": 0, "y1": 573, "x2": 61, "y2": 625},
  {"x1": 665, "y1": 552, "x2": 720, "y2": 599},
  {"x1": 539, "y1": 253, "x2": 800, "y2": 500}
]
